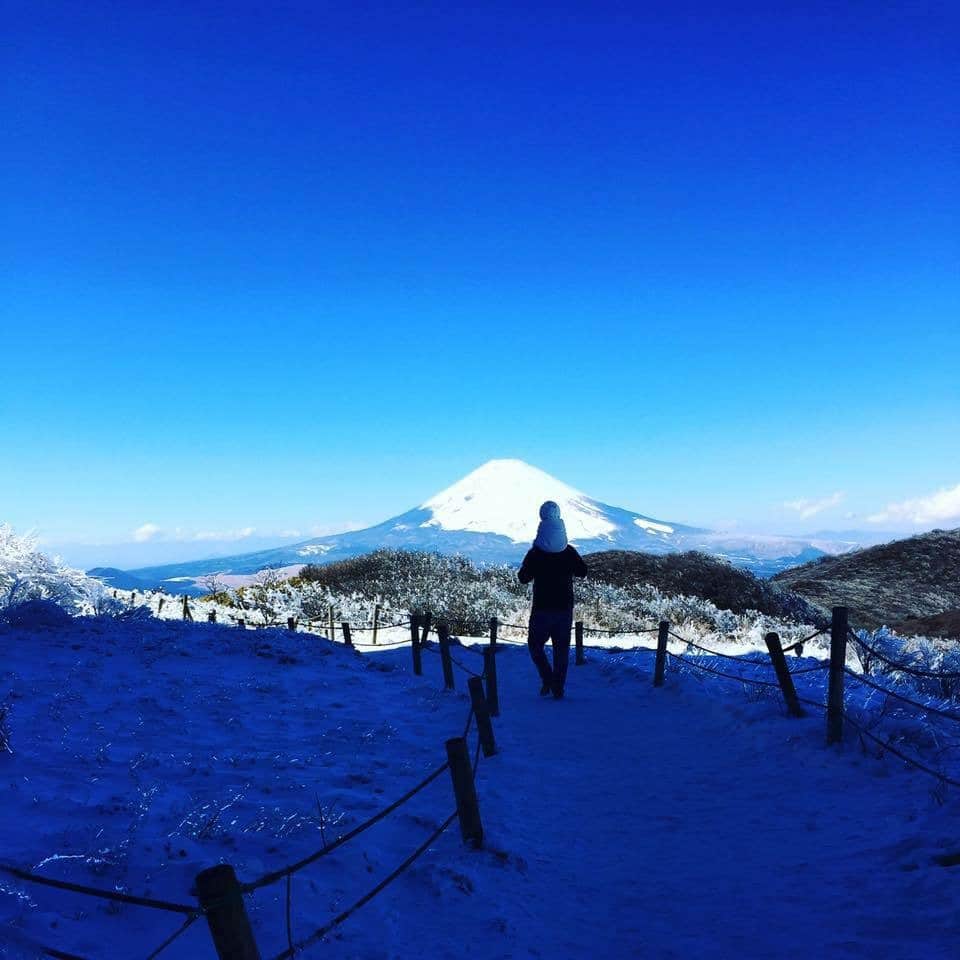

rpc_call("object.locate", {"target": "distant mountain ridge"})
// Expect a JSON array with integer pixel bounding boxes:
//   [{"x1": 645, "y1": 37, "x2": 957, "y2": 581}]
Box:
[
  {"x1": 86, "y1": 567, "x2": 163, "y2": 592},
  {"x1": 106, "y1": 459, "x2": 857, "y2": 593},
  {"x1": 772, "y1": 527, "x2": 960, "y2": 631}
]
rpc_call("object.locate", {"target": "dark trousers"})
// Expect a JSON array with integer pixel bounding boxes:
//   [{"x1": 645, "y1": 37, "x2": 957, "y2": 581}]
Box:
[{"x1": 528, "y1": 609, "x2": 573, "y2": 692}]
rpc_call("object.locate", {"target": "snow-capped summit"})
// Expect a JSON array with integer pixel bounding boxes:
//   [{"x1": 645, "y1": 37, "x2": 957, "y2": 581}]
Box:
[
  {"x1": 116, "y1": 459, "x2": 835, "y2": 592},
  {"x1": 421, "y1": 459, "x2": 617, "y2": 543}
]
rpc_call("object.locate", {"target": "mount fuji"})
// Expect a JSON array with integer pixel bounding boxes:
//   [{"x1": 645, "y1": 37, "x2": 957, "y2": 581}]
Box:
[{"x1": 107, "y1": 460, "x2": 849, "y2": 594}]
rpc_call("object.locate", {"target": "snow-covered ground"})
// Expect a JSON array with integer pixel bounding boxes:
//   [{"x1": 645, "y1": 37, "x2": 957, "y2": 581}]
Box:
[{"x1": 2, "y1": 612, "x2": 959, "y2": 959}]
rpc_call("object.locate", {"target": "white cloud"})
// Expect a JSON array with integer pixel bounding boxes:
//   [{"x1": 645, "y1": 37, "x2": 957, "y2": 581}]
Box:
[
  {"x1": 133, "y1": 523, "x2": 162, "y2": 542},
  {"x1": 783, "y1": 492, "x2": 845, "y2": 519},
  {"x1": 868, "y1": 482, "x2": 960, "y2": 525}
]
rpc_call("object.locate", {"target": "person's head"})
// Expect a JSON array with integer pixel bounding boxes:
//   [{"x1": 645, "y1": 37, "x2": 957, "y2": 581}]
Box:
[
  {"x1": 540, "y1": 501, "x2": 562, "y2": 522},
  {"x1": 534, "y1": 500, "x2": 568, "y2": 552}
]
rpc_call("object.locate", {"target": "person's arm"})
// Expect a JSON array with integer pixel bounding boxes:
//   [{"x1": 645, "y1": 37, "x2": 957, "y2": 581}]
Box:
[
  {"x1": 568, "y1": 546, "x2": 588, "y2": 578},
  {"x1": 518, "y1": 548, "x2": 537, "y2": 584}
]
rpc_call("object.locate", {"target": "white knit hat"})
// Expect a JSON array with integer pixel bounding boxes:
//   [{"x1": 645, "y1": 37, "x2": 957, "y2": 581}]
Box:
[{"x1": 534, "y1": 500, "x2": 568, "y2": 553}]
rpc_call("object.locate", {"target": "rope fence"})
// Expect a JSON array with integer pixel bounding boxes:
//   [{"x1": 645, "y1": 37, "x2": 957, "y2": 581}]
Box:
[
  {"x1": 658, "y1": 608, "x2": 960, "y2": 792},
  {"x1": 0, "y1": 860, "x2": 204, "y2": 960},
  {"x1": 666, "y1": 650, "x2": 785, "y2": 689},
  {"x1": 267, "y1": 810, "x2": 460, "y2": 960},
  {"x1": 336, "y1": 619, "x2": 411, "y2": 632},
  {"x1": 6, "y1": 938, "x2": 91, "y2": 960},
  {"x1": 144, "y1": 914, "x2": 201, "y2": 960},
  {"x1": 584, "y1": 623, "x2": 660, "y2": 636},
  {"x1": 0, "y1": 864, "x2": 199, "y2": 915},
  {"x1": 780, "y1": 626, "x2": 829, "y2": 654},
  {"x1": 842, "y1": 712, "x2": 960, "y2": 790},
  {"x1": 843, "y1": 668, "x2": 960, "y2": 724},
  {"x1": 171, "y1": 601, "x2": 835, "y2": 679},
  {"x1": 847, "y1": 627, "x2": 960, "y2": 681},
  {"x1": 8, "y1": 606, "x2": 499, "y2": 960},
  {"x1": 789, "y1": 663, "x2": 831, "y2": 676},
  {"x1": 240, "y1": 761, "x2": 451, "y2": 893},
  {"x1": 494, "y1": 618, "x2": 659, "y2": 637},
  {"x1": 668, "y1": 630, "x2": 773, "y2": 666},
  {"x1": 666, "y1": 629, "x2": 829, "y2": 680},
  {"x1": 351, "y1": 637, "x2": 412, "y2": 649},
  {"x1": 261, "y1": 679, "x2": 492, "y2": 960},
  {"x1": 448, "y1": 650, "x2": 486, "y2": 679}
]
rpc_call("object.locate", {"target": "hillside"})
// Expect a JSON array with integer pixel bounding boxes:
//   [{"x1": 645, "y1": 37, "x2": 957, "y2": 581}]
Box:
[
  {"x1": 772, "y1": 528, "x2": 960, "y2": 631},
  {"x1": 583, "y1": 550, "x2": 823, "y2": 621},
  {"x1": 896, "y1": 610, "x2": 960, "y2": 640},
  {"x1": 86, "y1": 566, "x2": 172, "y2": 592}
]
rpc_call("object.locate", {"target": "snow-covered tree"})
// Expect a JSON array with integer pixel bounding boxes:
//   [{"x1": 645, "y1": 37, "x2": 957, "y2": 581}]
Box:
[{"x1": 0, "y1": 523, "x2": 99, "y2": 615}]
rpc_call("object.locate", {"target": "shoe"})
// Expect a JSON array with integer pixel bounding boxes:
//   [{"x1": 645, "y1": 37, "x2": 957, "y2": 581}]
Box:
[{"x1": 539, "y1": 682, "x2": 551, "y2": 696}]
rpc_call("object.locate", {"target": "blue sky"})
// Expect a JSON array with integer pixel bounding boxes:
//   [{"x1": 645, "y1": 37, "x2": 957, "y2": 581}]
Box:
[{"x1": 2, "y1": 1, "x2": 958, "y2": 567}]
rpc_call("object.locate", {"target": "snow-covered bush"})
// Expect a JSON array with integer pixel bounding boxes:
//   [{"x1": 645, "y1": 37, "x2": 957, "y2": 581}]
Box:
[
  {"x1": 87, "y1": 582, "x2": 128, "y2": 617},
  {"x1": 852, "y1": 626, "x2": 960, "y2": 699},
  {"x1": 297, "y1": 551, "x2": 527, "y2": 633},
  {"x1": 281, "y1": 549, "x2": 820, "y2": 642},
  {"x1": 0, "y1": 524, "x2": 98, "y2": 615}
]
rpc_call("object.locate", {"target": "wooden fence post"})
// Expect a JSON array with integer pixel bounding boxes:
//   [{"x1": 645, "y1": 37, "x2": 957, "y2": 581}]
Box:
[
  {"x1": 182, "y1": 596, "x2": 193, "y2": 622},
  {"x1": 328, "y1": 607, "x2": 335, "y2": 642},
  {"x1": 410, "y1": 614, "x2": 423, "y2": 676},
  {"x1": 208, "y1": 610, "x2": 217, "y2": 623},
  {"x1": 287, "y1": 617, "x2": 296, "y2": 631},
  {"x1": 372, "y1": 603, "x2": 380, "y2": 645},
  {"x1": 483, "y1": 647, "x2": 499, "y2": 717},
  {"x1": 489, "y1": 617, "x2": 498, "y2": 651},
  {"x1": 446, "y1": 737, "x2": 483, "y2": 847},
  {"x1": 437, "y1": 623, "x2": 455, "y2": 690},
  {"x1": 827, "y1": 606, "x2": 848, "y2": 745},
  {"x1": 195, "y1": 864, "x2": 261, "y2": 960},
  {"x1": 238, "y1": 618, "x2": 245, "y2": 629},
  {"x1": 765, "y1": 632, "x2": 803, "y2": 717},
  {"x1": 341, "y1": 621, "x2": 353, "y2": 648},
  {"x1": 468, "y1": 677, "x2": 497, "y2": 757},
  {"x1": 420, "y1": 612, "x2": 433, "y2": 646},
  {"x1": 575, "y1": 621, "x2": 585, "y2": 665},
  {"x1": 653, "y1": 620, "x2": 669, "y2": 686},
  {"x1": 158, "y1": 597, "x2": 165, "y2": 613}
]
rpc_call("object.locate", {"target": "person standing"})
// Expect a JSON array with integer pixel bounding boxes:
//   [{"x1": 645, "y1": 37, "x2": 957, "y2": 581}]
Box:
[{"x1": 518, "y1": 501, "x2": 588, "y2": 699}]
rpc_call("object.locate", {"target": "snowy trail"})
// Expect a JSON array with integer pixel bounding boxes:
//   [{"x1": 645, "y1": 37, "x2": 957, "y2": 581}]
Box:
[{"x1": 413, "y1": 643, "x2": 958, "y2": 960}]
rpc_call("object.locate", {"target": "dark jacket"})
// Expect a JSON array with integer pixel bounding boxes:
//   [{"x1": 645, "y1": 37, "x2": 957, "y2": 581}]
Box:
[{"x1": 518, "y1": 545, "x2": 588, "y2": 612}]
